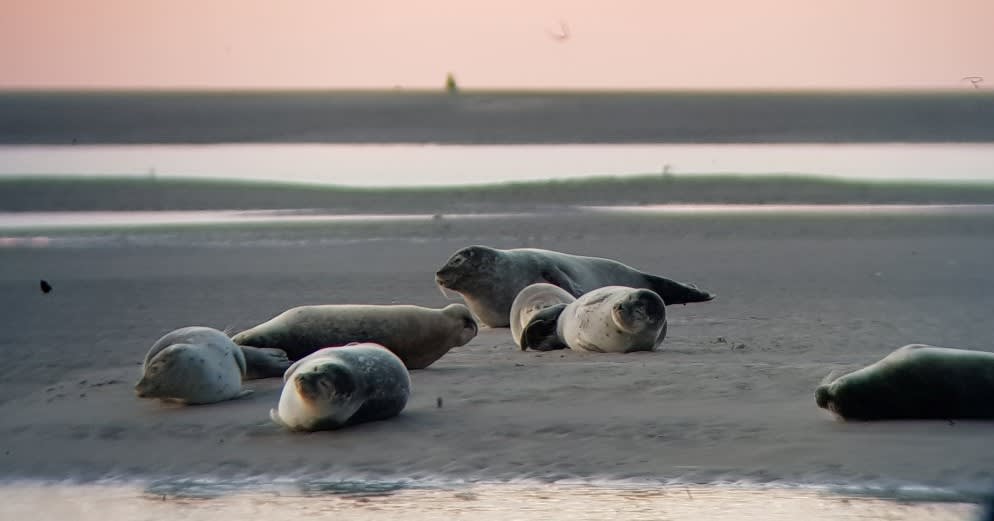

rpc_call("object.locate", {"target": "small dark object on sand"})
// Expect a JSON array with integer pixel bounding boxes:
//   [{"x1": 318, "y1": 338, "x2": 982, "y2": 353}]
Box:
[
  {"x1": 437, "y1": 397, "x2": 443, "y2": 408},
  {"x1": 40, "y1": 280, "x2": 52, "y2": 294}
]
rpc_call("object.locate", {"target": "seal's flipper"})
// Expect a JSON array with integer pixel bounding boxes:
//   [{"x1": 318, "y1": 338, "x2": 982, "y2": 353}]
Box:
[
  {"x1": 521, "y1": 304, "x2": 569, "y2": 351},
  {"x1": 240, "y1": 346, "x2": 291, "y2": 380},
  {"x1": 270, "y1": 408, "x2": 289, "y2": 428},
  {"x1": 540, "y1": 267, "x2": 583, "y2": 297},
  {"x1": 643, "y1": 274, "x2": 715, "y2": 305}
]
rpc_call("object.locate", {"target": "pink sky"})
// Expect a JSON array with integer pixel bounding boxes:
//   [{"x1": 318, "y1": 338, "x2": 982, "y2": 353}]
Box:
[{"x1": 1, "y1": 0, "x2": 991, "y2": 90}]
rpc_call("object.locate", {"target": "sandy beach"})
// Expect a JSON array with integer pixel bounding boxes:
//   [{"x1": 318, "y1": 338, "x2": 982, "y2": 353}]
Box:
[{"x1": 1, "y1": 207, "x2": 992, "y2": 500}]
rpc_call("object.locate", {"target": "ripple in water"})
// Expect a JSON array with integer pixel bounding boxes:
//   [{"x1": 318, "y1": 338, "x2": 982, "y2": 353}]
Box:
[{"x1": 0, "y1": 481, "x2": 983, "y2": 521}]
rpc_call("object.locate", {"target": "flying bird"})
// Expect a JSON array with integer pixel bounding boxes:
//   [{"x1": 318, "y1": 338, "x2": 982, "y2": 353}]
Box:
[{"x1": 962, "y1": 76, "x2": 984, "y2": 89}]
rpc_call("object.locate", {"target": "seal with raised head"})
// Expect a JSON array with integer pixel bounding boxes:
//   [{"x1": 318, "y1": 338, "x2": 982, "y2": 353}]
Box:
[
  {"x1": 815, "y1": 344, "x2": 994, "y2": 421},
  {"x1": 520, "y1": 285, "x2": 667, "y2": 353},
  {"x1": 509, "y1": 282, "x2": 576, "y2": 349},
  {"x1": 434, "y1": 245, "x2": 714, "y2": 327},
  {"x1": 136, "y1": 326, "x2": 253, "y2": 405},
  {"x1": 270, "y1": 343, "x2": 411, "y2": 432},
  {"x1": 232, "y1": 303, "x2": 477, "y2": 370}
]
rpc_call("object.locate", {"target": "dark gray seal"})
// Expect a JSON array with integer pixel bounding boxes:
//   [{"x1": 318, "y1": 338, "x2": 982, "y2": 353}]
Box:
[
  {"x1": 815, "y1": 344, "x2": 994, "y2": 421},
  {"x1": 270, "y1": 343, "x2": 411, "y2": 432},
  {"x1": 519, "y1": 285, "x2": 667, "y2": 353},
  {"x1": 435, "y1": 245, "x2": 714, "y2": 327},
  {"x1": 232, "y1": 303, "x2": 477, "y2": 370}
]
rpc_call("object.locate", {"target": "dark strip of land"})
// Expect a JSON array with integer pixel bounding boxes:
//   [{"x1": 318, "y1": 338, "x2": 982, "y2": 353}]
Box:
[
  {"x1": 1, "y1": 90, "x2": 993, "y2": 144},
  {"x1": 2, "y1": 175, "x2": 994, "y2": 212}
]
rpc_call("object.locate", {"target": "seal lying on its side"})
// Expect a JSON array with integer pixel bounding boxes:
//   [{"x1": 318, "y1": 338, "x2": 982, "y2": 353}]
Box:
[
  {"x1": 435, "y1": 245, "x2": 714, "y2": 327},
  {"x1": 815, "y1": 344, "x2": 994, "y2": 421},
  {"x1": 270, "y1": 343, "x2": 411, "y2": 432},
  {"x1": 232, "y1": 304, "x2": 477, "y2": 370},
  {"x1": 136, "y1": 326, "x2": 253, "y2": 405},
  {"x1": 520, "y1": 286, "x2": 668, "y2": 353},
  {"x1": 508, "y1": 282, "x2": 576, "y2": 349}
]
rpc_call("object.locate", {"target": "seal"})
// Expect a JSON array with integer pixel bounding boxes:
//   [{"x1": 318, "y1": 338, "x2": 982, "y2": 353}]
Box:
[
  {"x1": 434, "y1": 245, "x2": 714, "y2": 327},
  {"x1": 520, "y1": 286, "x2": 667, "y2": 353},
  {"x1": 509, "y1": 282, "x2": 576, "y2": 349},
  {"x1": 232, "y1": 303, "x2": 477, "y2": 370},
  {"x1": 135, "y1": 326, "x2": 252, "y2": 405},
  {"x1": 239, "y1": 345, "x2": 292, "y2": 380},
  {"x1": 269, "y1": 342, "x2": 411, "y2": 432},
  {"x1": 815, "y1": 344, "x2": 994, "y2": 421}
]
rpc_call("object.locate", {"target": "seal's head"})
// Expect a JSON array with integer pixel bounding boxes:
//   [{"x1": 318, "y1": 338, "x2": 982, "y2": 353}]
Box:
[
  {"x1": 611, "y1": 289, "x2": 665, "y2": 334},
  {"x1": 814, "y1": 384, "x2": 832, "y2": 410},
  {"x1": 275, "y1": 359, "x2": 364, "y2": 431},
  {"x1": 295, "y1": 363, "x2": 357, "y2": 405},
  {"x1": 435, "y1": 245, "x2": 501, "y2": 293},
  {"x1": 441, "y1": 303, "x2": 479, "y2": 346},
  {"x1": 135, "y1": 346, "x2": 184, "y2": 399},
  {"x1": 815, "y1": 376, "x2": 860, "y2": 420}
]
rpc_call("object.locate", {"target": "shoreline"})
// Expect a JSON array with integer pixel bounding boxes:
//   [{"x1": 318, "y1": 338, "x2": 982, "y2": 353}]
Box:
[
  {"x1": 0, "y1": 474, "x2": 988, "y2": 504},
  {"x1": 4, "y1": 175, "x2": 994, "y2": 213},
  {"x1": 2, "y1": 90, "x2": 993, "y2": 145},
  {"x1": 0, "y1": 480, "x2": 981, "y2": 521}
]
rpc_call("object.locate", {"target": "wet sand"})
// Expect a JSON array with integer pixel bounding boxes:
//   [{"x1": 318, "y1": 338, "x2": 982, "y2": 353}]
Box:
[
  {"x1": 1, "y1": 210, "x2": 993, "y2": 501},
  {"x1": 0, "y1": 482, "x2": 982, "y2": 521}
]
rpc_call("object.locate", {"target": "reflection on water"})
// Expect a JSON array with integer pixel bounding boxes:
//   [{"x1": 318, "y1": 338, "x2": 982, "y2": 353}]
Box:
[
  {"x1": 2, "y1": 143, "x2": 994, "y2": 186},
  {"x1": 2, "y1": 204, "x2": 994, "y2": 234},
  {"x1": 582, "y1": 203, "x2": 994, "y2": 215},
  {"x1": 0, "y1": 482, "x2": 980, "y2": 521},
  {"x1": 0, "y1": 209, "x2": 534, "y2": 230}
]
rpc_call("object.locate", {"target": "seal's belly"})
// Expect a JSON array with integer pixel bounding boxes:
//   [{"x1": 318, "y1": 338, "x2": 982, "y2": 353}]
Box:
[{"x1": 562, "y1": 307, "x2": 630, "y2": 353}]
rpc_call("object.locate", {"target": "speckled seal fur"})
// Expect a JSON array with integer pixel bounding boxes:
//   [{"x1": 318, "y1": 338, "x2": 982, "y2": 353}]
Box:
[
  {"x1": 270, "y1": 343, "x2": 411, "y2": 432},
  {"x1": 232, "y1": 304, "x2": 477, "y2": 370},
  {"x1": 135, "y1": 326, "x2": 252, "y2": 405},
  {"x1": 520, "y1": 286, "x2": 668, "y2": 354},
  {"x1": 435, "y1": 245, "x2": 713, "y2": 328}
]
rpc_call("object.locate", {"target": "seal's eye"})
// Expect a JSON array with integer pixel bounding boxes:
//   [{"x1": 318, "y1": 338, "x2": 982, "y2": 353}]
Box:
[{"x1": 450, "y1": 256, "x2": 465, "y2": 267}]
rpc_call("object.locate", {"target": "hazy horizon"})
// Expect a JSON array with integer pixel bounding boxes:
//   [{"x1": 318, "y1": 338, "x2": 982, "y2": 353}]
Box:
[{"x1": 3, "y1": 0, "x2": 991, "y2": 91}]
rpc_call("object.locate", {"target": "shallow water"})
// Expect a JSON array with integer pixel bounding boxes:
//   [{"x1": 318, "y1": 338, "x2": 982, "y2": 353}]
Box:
[
  {"x1": 2, "y1": 143, "x2": 994, "y2": 186},
  {"x1": 1, "y1": 204, "x2": 993, "y2": 234},
  {"x1": 0, "y1": 481, "x2": 982, "y2": 521}
]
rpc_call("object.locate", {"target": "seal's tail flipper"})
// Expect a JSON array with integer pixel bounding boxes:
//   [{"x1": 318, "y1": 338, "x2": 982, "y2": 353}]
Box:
[
  {"x1": 644, "y1": 274, "x2": 715, "y2": 305},
  {"x1": 520, "y1": 304, "x2": 569, "y2": 351}
]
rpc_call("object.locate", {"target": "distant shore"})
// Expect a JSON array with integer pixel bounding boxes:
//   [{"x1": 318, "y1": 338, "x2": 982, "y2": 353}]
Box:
[
  {"x1": 1, "y1": 90, "x2": 993, "y2": 144},
  {"x1": 3, "y1": 175, "x2": 994, "y2": 213}
]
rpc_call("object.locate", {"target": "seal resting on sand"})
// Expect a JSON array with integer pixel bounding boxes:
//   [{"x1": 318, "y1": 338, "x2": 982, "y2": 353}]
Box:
[
  {"x1": 815, "y1": 344, "x2": 994, "y2": 421},
  {"x1": 519, "y1": 285, "x2": 667, "y2": 353},
  {"x1": 434, "y1": 245, "x2": 713, "y2": 327},
  {"x1": 509, "y1": 282, "x2": 576, "y2": 349},
  {"x1": 232, "y1": 303, "x2": 477, "y2": 370},
  {"x1": 270, "y1": 343, "x2": 411, "y2": 432},
  {"x1": 136, "y1": 326, "x2": 253, "y2": 405}
]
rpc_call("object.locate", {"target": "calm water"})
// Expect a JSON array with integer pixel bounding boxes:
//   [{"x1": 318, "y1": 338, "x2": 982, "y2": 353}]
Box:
[
  {"x1": 1, "y1": 143, "x2": 993, "y2": 186},
  {"x1": 0, "y1": 481, "x2": 983, "y2": 521},
  {"x1": 2, "y1": 205, "x2": 993, "y2": 238}
]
